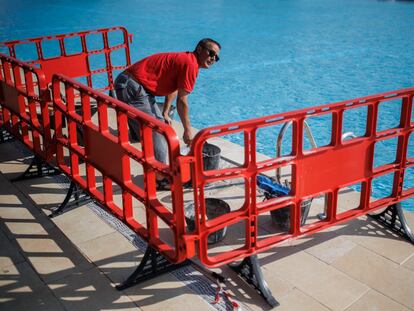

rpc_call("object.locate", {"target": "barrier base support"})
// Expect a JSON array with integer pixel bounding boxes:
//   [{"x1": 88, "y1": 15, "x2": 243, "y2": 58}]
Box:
[
  {"x1": 116, "y1": 246, "x2": 191, "y2": 291},
  {"x1": 0, "y1": 127, "x2": 14, "y2": 143},
  {"x1": 50, "y1": 181, "x2": 92, "y2": 218},
  {"x1": 229, "y1": 254, "x2": 279, "y2": 307},
  {"x1": 369, "y1": 203, "x2": 414, "y2": 244},
  {"x1": 12, "y1": 155, "x2": 61, "y2": 182}
]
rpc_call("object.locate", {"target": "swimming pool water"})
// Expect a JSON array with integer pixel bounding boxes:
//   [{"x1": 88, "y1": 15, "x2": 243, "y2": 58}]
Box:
[{"x1": 1, "y1": 0, "x2": 414, "y2": 211}]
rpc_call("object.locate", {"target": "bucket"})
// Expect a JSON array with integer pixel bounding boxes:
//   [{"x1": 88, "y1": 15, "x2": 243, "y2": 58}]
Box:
[
  {"x1": 202, "y1": 142, "x2": 221, "y2": 171},
  {"x1": 185, "y1": 198, "x2": 230, "y2": 244},
  {"x1": 182, "y1": 142, "x2": 221, "y2": 188},
  {"x1": 270, "y1": 199, "x2": 312, "y2": 230}
]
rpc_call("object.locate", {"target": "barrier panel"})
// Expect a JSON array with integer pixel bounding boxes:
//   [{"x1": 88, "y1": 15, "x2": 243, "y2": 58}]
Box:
[
  {"x1": 187, "y1": 86, "x2": 414, "y2": 267},
  {"x1": 0, "y1": 27, "x2": 133, "y2": 177},
  {"x1": 51, "y1": 74, "x2": 189, "y2": 263},
  {"x1": 0, "y1": 53, "x2": 53, "y2": 161},
  {"x1": 0, "y1": 26, "x2": 133, "y2": 94}
]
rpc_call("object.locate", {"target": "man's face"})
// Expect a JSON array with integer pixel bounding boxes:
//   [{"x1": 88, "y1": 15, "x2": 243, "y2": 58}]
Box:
[{"x1": 197, "y1": 43, "x2": 220, "y2": 69}]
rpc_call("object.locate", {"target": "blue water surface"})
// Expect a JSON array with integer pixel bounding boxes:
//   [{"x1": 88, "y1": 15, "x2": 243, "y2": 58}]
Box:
[{"x1": 1, "y1": 0, "x2": 414, "y2": 211}]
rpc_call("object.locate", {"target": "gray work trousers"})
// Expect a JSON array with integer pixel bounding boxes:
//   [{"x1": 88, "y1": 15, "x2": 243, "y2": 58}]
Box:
[{"x1": 114, "y1": 72, "x2": 167, "y2": 163}]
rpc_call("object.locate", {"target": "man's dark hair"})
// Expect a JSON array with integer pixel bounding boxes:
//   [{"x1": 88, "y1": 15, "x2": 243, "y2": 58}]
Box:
[{"x1": 195, "y1": 38, "x2": 221, "y2": 51}]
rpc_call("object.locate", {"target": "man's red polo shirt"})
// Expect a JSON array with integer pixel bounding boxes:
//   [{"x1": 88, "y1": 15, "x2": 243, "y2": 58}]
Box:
[{"x1": 126, "y1": 52, "x2": 199, "y2": 96}]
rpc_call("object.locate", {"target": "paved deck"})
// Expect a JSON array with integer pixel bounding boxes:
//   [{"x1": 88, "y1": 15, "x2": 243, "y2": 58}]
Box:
[{"x1": 1, "y1": 128, "x2": 414, "y2": 311}]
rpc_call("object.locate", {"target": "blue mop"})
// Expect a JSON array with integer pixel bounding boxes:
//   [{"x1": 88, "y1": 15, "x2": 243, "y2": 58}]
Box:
[{"x1": 256, "y1": 175, "x2": 290, "y2": 197}]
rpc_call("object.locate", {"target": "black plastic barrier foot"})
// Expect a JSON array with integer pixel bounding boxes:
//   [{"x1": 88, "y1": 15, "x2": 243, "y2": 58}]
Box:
[
  {"x1": 12, "y1": 155, "x2": 60, "y2": 182},
  {"x1": 116, "y1": 246, "x2": 191, "y2": 291},
  {"x1": 229, "y1": 254, "x2": 279, "y2": 307},
  {"x1": 50, "y1": 181, "x2": 92, "y2": 218},
  {"x1": 368, "y1": 203, "x2": 414, "y2": 244}
]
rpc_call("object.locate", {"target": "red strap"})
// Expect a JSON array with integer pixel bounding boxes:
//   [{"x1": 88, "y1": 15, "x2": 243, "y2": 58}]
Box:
[{"x1": 211, "y1": 279, "x2": 241, "y2": 310}]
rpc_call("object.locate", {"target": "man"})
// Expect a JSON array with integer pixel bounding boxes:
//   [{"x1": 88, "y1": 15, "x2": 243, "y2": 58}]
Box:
[{"x1": 114, "y1": 38, "x2": 220, "y2": 189}]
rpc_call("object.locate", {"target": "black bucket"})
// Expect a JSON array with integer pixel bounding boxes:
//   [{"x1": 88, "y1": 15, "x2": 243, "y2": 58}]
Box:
[
  {"x1": 185, "y1": 198, "x2": 230, "y2": 244},
  {"x1": 270, "y1": 200, "x2": 312, "y2": 230},
  {"x1": 182, "y1": 142, "x2": 221, "y2": 188},
  {"x1": 202, "y1": 142, "x2": 221, "y2": 171}
]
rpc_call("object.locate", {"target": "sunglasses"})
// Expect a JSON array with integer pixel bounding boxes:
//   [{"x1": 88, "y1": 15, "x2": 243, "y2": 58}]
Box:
[{"x1": 206, "y1": 48, "x2": 220, "y2": 62}]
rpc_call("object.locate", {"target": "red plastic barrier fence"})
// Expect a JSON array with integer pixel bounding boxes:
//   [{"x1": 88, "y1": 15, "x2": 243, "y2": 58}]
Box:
[
  {"x1": 51, "y1": 74, "x2": 190, "y2": 263},
  {"x1": 0, "y1": 26, "x2": 132, "y2": 93},
  {"x1": 1, "y1": 27, "x2": 413, "y2": 270},
  {"x1": 186, "y1": 87, "x2": 414, "y2": 267},
  {"x1": 0, "y1": 53, "x2": 54, "y2": 161}
]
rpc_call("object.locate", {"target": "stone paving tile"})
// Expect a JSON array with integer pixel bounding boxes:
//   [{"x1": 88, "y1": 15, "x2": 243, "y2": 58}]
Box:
[
  {"x1": 77, "y1": 231, "x2": 144, "y2": 284},
  {"x1": 252, "y1": 270, "x2": 294, "y2": 307},
  {"x1": 94, "y1": 254, "x2": 145, "y2": 288},
  {"x1": 304, "y1": 235, "x2": 357, "y2": 264},
  {"x1": 0, "y1": 227, "x2": 25, "y2": 269},
  {"x1": 336, "y1": 189, "x2": 363, "y2": 214},
  {"x1": 0, "y1": 173, "x2": 56, "y2": 240},
  {"x1": 342, "y1": 218, "x2": 414, "y2": 265},
  {"x1": 122, "y1": 272, "x2": 214, "y2": 311},
  {"x1": 0, "y1": 285, "x2": 65, "y2": 311},
  {"x1": 261, "y1": 250, "x2": 369, "y2": 310},
  {"x1": 48, "y1": 267, "x2": 139, "y2": 311},
  {"x1": 15, "y1": 232, "x2": 94, "y2": 284},
  {"x1": 51, "y1": 205, "x2": 116, "y2": 245},
  {"x1": 275, "y1": 288, "x2": 331, "y2": 311},
  {"x1": 0, "y1": 174, "x2": 94, "y2": 283},
  {"x1": 0, "y1": 261, "x2": 46, "y2": 296},
  {"x1": 3, "y1": 220, "x2": 51, "y2": 237},
  {"x1": 345, "y1": 289, "x2": 410, "y2": 311},
  {"x1": 0, "y1": 142, "x2": 33, "y2": 179},
  {"x1": 16, "y1": 247, "x2": 73, "y2": 279},
  {"x1": 2, "y1": 222, "x2": 94, "y2": 285},
  {"x1": 16, "y1": 237, "x2": 64, "y2": 254},
  {"x1": 332, "y1": 245, "x2": 414, "y2": 310},
  {"x1": 15, "y1": 176, "x2": 69, "y2": 214},
  {"x1": 402, "y1": 253, "x2": 414, "y2": 272},
  {"x1": 0, "y1": 203, "x2": 38, "y2": 221},
  {"x1": 258, "y1": 240, "x2": 305, "y2": 265}
]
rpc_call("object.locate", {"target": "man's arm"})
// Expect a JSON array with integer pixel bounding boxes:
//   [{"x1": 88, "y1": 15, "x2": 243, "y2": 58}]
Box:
[
  {"x1": 176, "y1": 88, "x2": 193, "y2": 145},
  {"x1": 163, "y1": 90, "x2": 177, "y2": 124}
]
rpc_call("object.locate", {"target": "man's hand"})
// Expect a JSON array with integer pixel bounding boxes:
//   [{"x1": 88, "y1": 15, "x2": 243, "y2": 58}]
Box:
[
  {"x1": 183, "y1": 128, "x2": 193, "y2": 145},
  {"x1": 176, "y1": 89, "x2": 193, "y2": 145},
  {"x1": 163, "y1": 113, "x2": 172, "y2": 125},
  {"x1": 163, "y1": 91, "x2": 177, "y2": 125}
]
